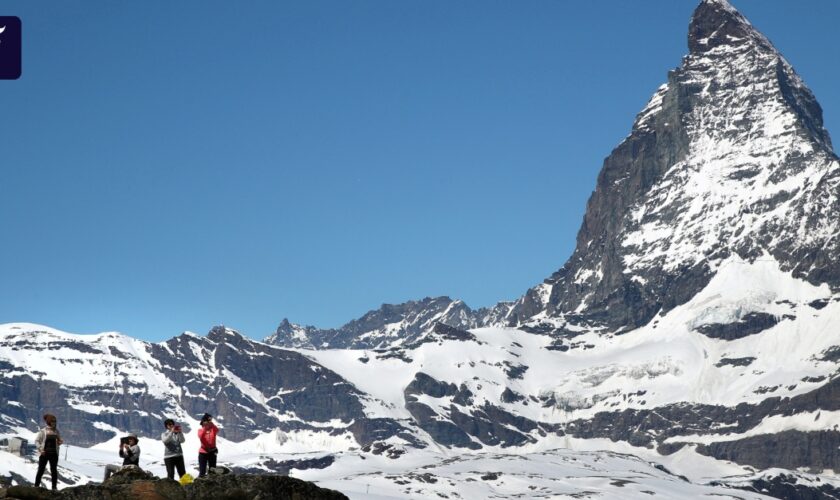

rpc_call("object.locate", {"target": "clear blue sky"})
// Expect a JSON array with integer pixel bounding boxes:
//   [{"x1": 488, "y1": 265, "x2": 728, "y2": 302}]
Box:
[{"x1": 2, "y1": 1, "x2": 838, "y2": 342}]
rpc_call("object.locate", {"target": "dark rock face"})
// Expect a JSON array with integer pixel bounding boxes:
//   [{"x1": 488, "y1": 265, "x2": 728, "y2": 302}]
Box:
[
  {"x1": 406, "y1": 323, "x2": 478, "y2": 348},
  {"x1": 184, "y1": 473, "x2": 347, "y2": 500},
  {"x1": 688, "y1": 0, "x2": 773, "y2": 54},
  {"x1": 731, "y1": 472, "x2": 840, "y2": 500},
  {"x1": 404, "y1": 372, "x2": 480, "y2": 449},
  {"x1": 715, "y1": 357, "x2": 756, "y2": 368},
  {"x1": 504, "y1": 0, "x2": 839, "y2": 334},
  {"x1": 500, "y1": 388, "x2": 525, "y2": 404},
  {"x1": 403, "y1": 372, "x2": 552, "y2": 449},
  {"x1": 698, "y1": 430, "x2": 840, "y2": 471},
  {"x1": 0, "y1": 335, "x2": 181, "y2": 446},
  {"x1": 696, "y1": 312, "x2": 780, "y2": 340},
  {"x1": 567, "y1": 375, "x2": 840, "y2": 470},
  {"x1": 474, "y1": 0, "x2": 839, "y2": 340}
]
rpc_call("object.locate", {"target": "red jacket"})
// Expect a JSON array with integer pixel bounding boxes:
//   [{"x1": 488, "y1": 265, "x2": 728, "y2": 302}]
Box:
[{"x1": 198, "y1": 423, "x2": 218, "y2": 453}]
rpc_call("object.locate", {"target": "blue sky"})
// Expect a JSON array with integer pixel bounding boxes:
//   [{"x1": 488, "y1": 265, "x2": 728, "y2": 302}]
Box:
[{"x1": 2, "y1": 1, "x2": 839, "y2": 342}]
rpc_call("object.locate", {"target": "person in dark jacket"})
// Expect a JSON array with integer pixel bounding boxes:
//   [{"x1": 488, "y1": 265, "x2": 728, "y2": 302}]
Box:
[
  {"x1": 34, "y1": 413, "x2": 63, "y2": 490},
  {"x1": 103, "y1": 434, "x2": 140, "y2": 481},
  {"x1": 197, "y1": 413, "x2": 219, "y2": 477},
  {"x1": 161, "y1": 419, "x2": 186, "y2": 480}
]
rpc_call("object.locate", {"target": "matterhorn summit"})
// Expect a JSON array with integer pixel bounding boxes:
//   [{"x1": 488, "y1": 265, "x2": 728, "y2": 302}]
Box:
[{"x1": 505, "y1": 0, "x2": 840, "y2": 334}]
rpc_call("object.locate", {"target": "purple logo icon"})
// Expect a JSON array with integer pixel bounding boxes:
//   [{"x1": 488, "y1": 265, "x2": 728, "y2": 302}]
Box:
[{"x1": 0, "y1": 16, "x2": 21, "y2": 79}]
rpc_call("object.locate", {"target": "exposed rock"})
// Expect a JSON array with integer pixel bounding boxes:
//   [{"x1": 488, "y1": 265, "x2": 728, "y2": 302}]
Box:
[
  {"x1": 405, "y1": 373, "x2": 459, "y2": 399},
  {"x1": 2, "y1": 469, "x2": 347, "y2": 500},
  {"x1": 696, "y1": 312, "x2": 780, "y2": 340},
  {"x1": 233, "y1": 456, "x2": 335, "y2": 475},
  {"x1": 809, "y1": 299, "x2": 831, "y2": 310},
  {"x1": 500, "y1": 388, "x2": 525, "y2": 404},
  {"x1": 818, "y1": 346, "x2": 840, "y2": 363},
  {"x1": 570, "y1": 375, "x2": 840, "y2": 470},
  {"x1": 503, "y1": 363, "x2": 528, "y2": 380},
  {"x1": 184, "y1": 473, "x2": 347, "y2": 500},
  {"x1": 728, "y1": 472, "x2": 840, "y2": 500},
  {"x1": 698, "y1": 430, "x2": 840, "y2": 471},
  {"x1": 715, "y1": 357, "x2": 756, "y2": 368}
]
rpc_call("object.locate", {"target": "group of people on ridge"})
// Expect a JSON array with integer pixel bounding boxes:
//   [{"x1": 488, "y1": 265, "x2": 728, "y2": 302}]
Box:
[
  {"x1": 159, "y1": 413, "x2": 220, "y2": 479},
  {"x1": 32, "y1": 412, "x2": 220, "y2": 489}
]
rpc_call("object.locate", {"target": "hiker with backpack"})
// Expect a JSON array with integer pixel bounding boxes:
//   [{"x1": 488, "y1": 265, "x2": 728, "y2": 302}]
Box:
[
  {"x1": 103, "y1": 434, "x2": 141, "y2": 481},
  {"x1": 161, "y1": 418, "x2": 187, "y2": 480},
  {"x1": 197, "y1": 413, "x2": 219, "y2": 477},
  {"x1": 34, "y1": 413, "x2": 63, "y2": 490}
]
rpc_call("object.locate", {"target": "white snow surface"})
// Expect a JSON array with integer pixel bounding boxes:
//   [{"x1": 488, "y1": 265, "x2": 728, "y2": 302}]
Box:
[
  {"x1": 620, "y1": 19, "x2": 839, "y2": 277},
  {"x1": 0, "y1": 436, "x2": 779, "y2": 499},
  {"x1": 301, "y1": 256, "x2": 836, "y2": 425}
]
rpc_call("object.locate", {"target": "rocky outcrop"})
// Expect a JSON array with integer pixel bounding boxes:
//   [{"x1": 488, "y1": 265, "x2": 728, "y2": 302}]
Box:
[
  {"x1": 698, "y1": 430, "x2": 840, "y2": 471},
  {"x1": 403, "y1": 372, "x2": 555, "y2": 450},
  {"x1": 184, "y1": 473, "x2": 347, "y2": 500},
  {"x1": 497, "y1": 0, "x2": 840, "y2": 335},
  {"x1": 729, "y1": 472, "x2": 840, "y2": 500},
  {"x1": 696, "y1": 312, "x2": 781, "y2": 340},
  {"x1": 1, "y1": 468, "x2": 348, "y2": 500},
  {"x1": 566, "y1": 375, "x2": 840, "y2": 470}
]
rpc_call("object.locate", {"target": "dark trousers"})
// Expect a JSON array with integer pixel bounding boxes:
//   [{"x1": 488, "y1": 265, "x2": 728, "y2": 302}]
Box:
[
  {"x1": 198, "y1": 452, "x2": 216, "y2": 477},
  {"x1": 35, "y1": 453, "x2": 58, "y2": 489},
  {"x1": 164, "y1": 455, "x2": 186, "y2": 480}
]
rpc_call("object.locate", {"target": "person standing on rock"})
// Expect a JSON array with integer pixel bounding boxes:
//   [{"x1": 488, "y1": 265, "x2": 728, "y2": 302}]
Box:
[
  {"x1": 34, "y1": 413, "x2": 63, "y2": 490},
  {"x1": 161, "y1": 418, "x2": 186, "y2": 480},
  {"x1": 197, "y1": 413, "x2": 219, "y2": 477}
]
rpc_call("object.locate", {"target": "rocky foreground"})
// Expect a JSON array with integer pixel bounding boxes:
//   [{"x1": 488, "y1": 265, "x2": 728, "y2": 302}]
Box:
[{"x1": 0, "y1": 468, "x2": 348, "y2": 500}]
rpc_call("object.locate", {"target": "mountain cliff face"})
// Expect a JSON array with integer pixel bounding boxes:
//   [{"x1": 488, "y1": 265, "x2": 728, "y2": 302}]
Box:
[{"x1": 504, "y1": 0, "x2": 840, "y2": 334}]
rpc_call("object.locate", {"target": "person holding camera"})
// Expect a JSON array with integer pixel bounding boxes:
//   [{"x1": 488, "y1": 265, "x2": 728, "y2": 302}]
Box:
[
  {"x1": 103, "y1": 434, "x2": 140, "y2": 481},
  {"x1": 161, "y1": 418, "x2": 186, "y2": 480},
  {"x1": 197, "y1": 413, "x2": 219, "y2": 477},
  {"x1": 34, "y1": 413, "x2": 63, "y2": 490}
]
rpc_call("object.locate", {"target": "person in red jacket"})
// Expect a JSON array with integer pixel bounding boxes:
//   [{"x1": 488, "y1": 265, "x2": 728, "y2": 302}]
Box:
[{"x1": 197, "y1": 413, "x2": 219, "y2": 477}]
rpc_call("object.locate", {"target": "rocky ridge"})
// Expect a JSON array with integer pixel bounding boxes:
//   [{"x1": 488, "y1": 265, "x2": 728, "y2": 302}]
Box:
[{"x1": 0, "y1": 467, "x2": 347, "y2": 500}]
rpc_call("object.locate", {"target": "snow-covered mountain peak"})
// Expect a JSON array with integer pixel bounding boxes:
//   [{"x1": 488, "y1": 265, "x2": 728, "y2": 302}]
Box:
[{"x1": 494, "y1": 0, "x2": 840, "y2": 334}]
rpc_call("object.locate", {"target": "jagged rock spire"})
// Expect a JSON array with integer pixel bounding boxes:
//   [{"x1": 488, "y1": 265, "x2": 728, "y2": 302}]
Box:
[
  {"x1": 689, "y1": 0, "x2": 772, "y2": 53},
  {"x1": 499, "y1": 0, "x2": 840, "y2": 333}
]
